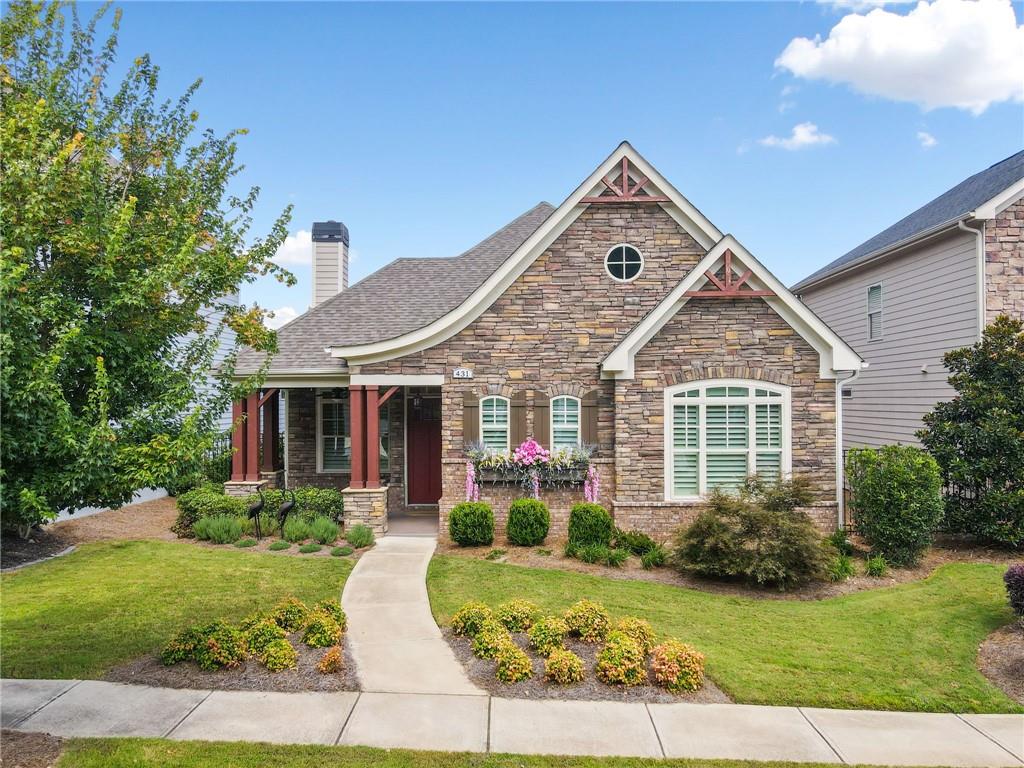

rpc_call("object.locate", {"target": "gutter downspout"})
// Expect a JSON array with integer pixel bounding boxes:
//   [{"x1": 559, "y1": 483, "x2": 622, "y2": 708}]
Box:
[
  {"x1": 835, "y1": 368, "x2": 862, "y2": 529},
  {"x1": 958, "y1": 219, "x2": 985, "y2": 340}
]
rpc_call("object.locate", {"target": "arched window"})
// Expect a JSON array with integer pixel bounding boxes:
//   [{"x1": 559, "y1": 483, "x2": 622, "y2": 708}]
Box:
[
  {"x1": 551, "y1": 395, "x2": 581, "y2": 449},
  {"x1": 480, "y1": 396, "x2": 510, "y2": 451},
  {"x1": 664, "y1": 380, "x2": 791, "y2": 499}
]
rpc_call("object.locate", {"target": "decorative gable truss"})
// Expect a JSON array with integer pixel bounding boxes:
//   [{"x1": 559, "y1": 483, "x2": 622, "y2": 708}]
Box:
[{"x1": 602, "y1": 235, "x2": 865, "y2": 380}]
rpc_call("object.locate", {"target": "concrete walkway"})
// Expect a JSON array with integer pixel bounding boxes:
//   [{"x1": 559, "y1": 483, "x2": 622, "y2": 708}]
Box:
[
  {"x1": 341, "y1": 535, "x2": 481, "y2": 695},
  {"x1": 4, "y1": 679, "x2": 1022, "y2": 765}
]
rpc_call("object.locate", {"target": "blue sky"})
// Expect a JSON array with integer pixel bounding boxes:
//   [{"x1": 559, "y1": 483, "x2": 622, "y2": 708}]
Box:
[{"x1": 92, "y1": 1, "x2": 1023, "y2": 324}]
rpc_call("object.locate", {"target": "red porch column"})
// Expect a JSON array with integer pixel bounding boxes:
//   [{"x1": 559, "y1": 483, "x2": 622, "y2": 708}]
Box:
[
  {"x1": 365, "y1": 386, "x2": 380, "y2": 489},
  {"x1": 230, "y1": 398, "x2": 246, "y2": 481},
  {"x1": 260, "y1": 389, "x2": 280, "y2": 473},
  {"x1": 244, "y1": 392, "x2": 260, "y2": 481},
  {"x1": 350, "y1": 385, "x2": 366, "y2": 489}
]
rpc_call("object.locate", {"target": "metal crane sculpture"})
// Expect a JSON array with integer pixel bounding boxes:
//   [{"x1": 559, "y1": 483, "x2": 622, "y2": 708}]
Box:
[
  {"x1": 247, "y1": 488, "x2": 266, "y2": 540},
  {"x1": 277, "y1": 488, "x2": 297, "y2": 532}
]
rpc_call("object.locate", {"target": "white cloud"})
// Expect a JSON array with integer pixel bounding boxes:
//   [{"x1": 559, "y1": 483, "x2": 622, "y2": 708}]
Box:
[
  {"x1": 917, "y1": 130, "x2": 938, "y2": 148},
  {"x1": 273, "y1": 229, "x2": 312, "y2": 265},
  {"x1": 264, "y1": 306, "x2": 299, "y2": 330},
  {"x1": 778, "y1": 0, "x2": 1024, "y2": 114},
  {"x1": 778, "y1": 100, "x2": 797, "y2": 114},
  {"x1": 758, "y1": 122, "x2": 837, "y2": 150},
  {"x1": 819, "y1": 0, "x2": 903, "y2": 9}
]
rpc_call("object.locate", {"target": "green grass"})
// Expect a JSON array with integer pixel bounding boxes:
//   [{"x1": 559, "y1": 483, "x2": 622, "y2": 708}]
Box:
[
  {"x1": 427, "y1": 556, "x2": 1020, "y2": 713},
  {"x1": 56, "y1": 738, "x2": 902, "y2": 768},
  {"x1": 1, "y1": 540, "x2": 351, "y2": 679}
]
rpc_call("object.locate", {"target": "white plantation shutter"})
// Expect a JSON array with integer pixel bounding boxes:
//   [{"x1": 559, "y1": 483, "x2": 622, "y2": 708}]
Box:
[
  {"x1": 867, "y1": 285, "x2": 883, "y2": 340},
  {"x1": 551, "y1": 396, "x2": 581, "y2": 448},
  {"x1": 755, "y1": 403, "x2": 783, "y2": 481},
  {"x1": 672, "y1": 404, "x2": 699, "y2": 496},
  {"x1": 480, "y1": 396, "x2": 510, "y2": 451}
]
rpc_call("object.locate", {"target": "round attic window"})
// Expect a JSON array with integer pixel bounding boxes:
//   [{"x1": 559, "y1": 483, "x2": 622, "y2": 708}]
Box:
[{"x1": 605, "y1": 244, "x2": 644, "y2": 282}]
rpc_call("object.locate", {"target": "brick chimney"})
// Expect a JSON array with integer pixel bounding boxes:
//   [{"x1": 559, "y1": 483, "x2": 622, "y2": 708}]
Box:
[{"x1": 311, "y1": 220, "x2": 349, "y2": 307}]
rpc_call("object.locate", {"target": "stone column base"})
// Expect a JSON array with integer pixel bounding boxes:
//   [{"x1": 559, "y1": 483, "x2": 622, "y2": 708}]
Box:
[
  {"x1": 259, "y1": 470, "x2": 284, "y2": 489},
  {"x1": 223, "y1": 480, "x2": 267, "y2": 497},
  {"x1": 342, "y1": 486, "x2": 389, "y2": 536}
]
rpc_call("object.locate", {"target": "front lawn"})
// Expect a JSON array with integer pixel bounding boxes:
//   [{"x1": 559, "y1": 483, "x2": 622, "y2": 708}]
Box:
[
  {"x1": 0, "y1": 540, "x2": 352, "y2": 679},
  {"x1": 427, "y1": 556, "x2": 1020, "y2": 713}
]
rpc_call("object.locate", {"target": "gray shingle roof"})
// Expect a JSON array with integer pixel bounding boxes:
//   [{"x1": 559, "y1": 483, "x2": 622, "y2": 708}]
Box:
[
  {"x1": 236, "y1": 201, "x2": 554, "y2": 375},
  {"x1": 794, "y1": 150, "x2": 1024, "y2": 291}
]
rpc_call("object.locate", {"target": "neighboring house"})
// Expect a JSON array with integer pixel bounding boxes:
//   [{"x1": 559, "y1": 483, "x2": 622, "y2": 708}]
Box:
[
  {"x1": 793, "y1": 151, "x2": 1024, "y2": 449},
  {"x1": 230, "y1": 143, "x2": 863, "y2": 539}
]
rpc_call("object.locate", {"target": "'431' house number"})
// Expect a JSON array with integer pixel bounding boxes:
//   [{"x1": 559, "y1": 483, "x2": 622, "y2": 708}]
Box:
[{"x1": 452, "y1": 368, "x2": 473, "y2": 379}]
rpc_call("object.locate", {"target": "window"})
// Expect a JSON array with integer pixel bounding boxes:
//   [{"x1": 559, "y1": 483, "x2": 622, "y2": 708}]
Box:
[
  {"x1": 867, "y1": 284, "x2": 883, "y2": 340},
  {"x1": 480, "y1": 396, "x2": 510, "y2": 451},
  {"x1": 605, "y1": 244, "x2": 644, "y2": 282},
  {"x1": 317, "y1": 391, "x2": 350, "y2": 472},
  {"x1": 379, "y1": 405, "x2": 390, "y2": 475},
  {"x1": 665, "y1": 381, "x2": 790, "y2": 499},
  {"x1": 551, "y1": 396, "x2": 581, "y2": 448}
]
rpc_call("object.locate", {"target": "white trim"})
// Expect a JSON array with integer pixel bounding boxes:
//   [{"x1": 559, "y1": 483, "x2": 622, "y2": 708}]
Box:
[
  {"x1": 282, "y1": 390, "x2": 290, "y2": 488},
  {"x1": 834, "y1": 368, "x2": 860, "y2": 528},
  {"x1": 327, "y1": 142, "x2": 723, "y2": 366},
  {"x1": 866, "y1": 283, "x2": 883, "y2": 342},
  {"x1": 662, "y1": 379, "x2": 792, "y2": 502},
  {"x1": 315, "y1": 392, "x2": 349, "y2": 474},
  {"x1": 550, "y1": 395, "x2": 582, "y2": 449},
  {"x1": 604, "y1": 243, "x2": 645, "y2": 283},
  {"x1": 261, "y1": 375, "x2": 349, "y2": 389},
  {"x1": 603, "y1": 235, "x2": 865, "y2": 380},
  {"x1": 479, "y1": 395, "x2": 511, "y2": 452},
  {"x1": 959, "y1": 219, "x2": 986, "y2": 338},
  {"x1": 350, "y1": 374, "x2": 444, "y2": 386},
  {"x1": 972, "y1": 178, "x2": 1024, "y2": 220}
]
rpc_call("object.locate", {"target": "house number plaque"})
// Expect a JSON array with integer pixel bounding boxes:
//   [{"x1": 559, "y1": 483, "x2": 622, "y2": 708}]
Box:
[{"x1": 452, "y1": 368, "x2": 473, "y2": 379}]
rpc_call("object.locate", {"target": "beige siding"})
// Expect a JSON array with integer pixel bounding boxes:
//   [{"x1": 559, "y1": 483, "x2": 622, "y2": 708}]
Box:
[
  {"x1": 313, "y1": 241, "x2": 345, "y2": 306},
  {"x1": 801, "y1": 230, "x2": 979, "y2": 448}
]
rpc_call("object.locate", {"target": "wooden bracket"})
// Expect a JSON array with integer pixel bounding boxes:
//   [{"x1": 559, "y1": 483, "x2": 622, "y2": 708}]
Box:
[
  {"x1": 377, "y1": 386, "x2": 399, "y2": 407},
  {"x1": 581, "y1": 157, "x2": 670, "y2": 204},
  {"x1": 684, "y1": 250, "x2": 775, "y2": 299}
]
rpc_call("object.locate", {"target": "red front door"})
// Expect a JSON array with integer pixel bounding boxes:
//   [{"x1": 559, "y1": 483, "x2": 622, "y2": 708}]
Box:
[{"x1": 407, "y1": 395, "x2": 442, "y2": 505}]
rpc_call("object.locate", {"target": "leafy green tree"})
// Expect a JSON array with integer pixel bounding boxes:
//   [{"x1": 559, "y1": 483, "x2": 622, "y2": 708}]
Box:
[
  {"x1": 1, "y1": 1, "x2": 293, "y2": 533},
  {"x1": 919, "y1": 315, "x2": 1024, "y2": 547}
]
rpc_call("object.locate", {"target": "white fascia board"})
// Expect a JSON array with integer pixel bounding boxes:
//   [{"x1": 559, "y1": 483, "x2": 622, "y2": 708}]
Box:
[
  {"x1": 350, "y1": 374, "x2": 444, "y2": 386},
  {"x1": 973, "y1": 177, "x2": 1024, "y2": 220},
  {"x1": 601, "y1": 235, "x2": 865, "y2": 380},
  {"x1": 260, "y1": 373, "x2": 351, "y2": 389},
  {"x1": 328, "y1": 142, "x2": 724, "y2": 366}
]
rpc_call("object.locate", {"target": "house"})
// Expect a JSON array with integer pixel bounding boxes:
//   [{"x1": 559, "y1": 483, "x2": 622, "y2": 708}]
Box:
[
  {"x1": 793, "y1": 151, "x2": 1024, "y2": 449},
  {"x1": 229, "y1": 143, "x2": 864, "y2": 540}
]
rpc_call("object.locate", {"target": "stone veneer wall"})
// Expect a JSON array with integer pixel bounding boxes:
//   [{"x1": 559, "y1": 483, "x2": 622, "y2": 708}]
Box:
[{"x1": 985, "y1": 198, "x2": 1024, "y2": 323}]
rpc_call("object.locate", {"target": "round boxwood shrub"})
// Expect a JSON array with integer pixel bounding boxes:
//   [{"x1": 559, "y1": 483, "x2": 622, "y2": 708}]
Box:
[
  {"x1": 449, "y1": 502, "x2": 495, "y2": 547},
  {"x1": 495, "y1": 599, "x2": 540, "y2": 632},
  {"x1": 595, "y1": 630, "x2": 647, "y2": 686},
  {"x1": 544, "y1": 648, "x2": 584, "y2": 685},
  {"x1": 651, "y1": 640, "x2": 705, "y2": 693},
  {"x1": 527, "y1": 615, "x2": 568, "y2": 656},
  {"x1": 567, "y1": 503, "x2": 613, "y2": 547},
  {"x1": 262, "y1": 638, "x2": 298, "y2": 672},
  {"x1": 563, "y1": 599, "x2": 610, "y2": 642},
  {"x1": 495, "y1": 643, "x2": 533, "y2": 683},
  {"x1": 173, "y1": 487, "x2": 245, "y2": 537},
  {"x1": 451, "y1": 601, "x2": 494, "y2": 637},
  {"x1": 507, "y1": 499, "x2": 550, "y2": 546},
  {"x1": 846, "y1": 445, "x2": 944, "y2": 567}
]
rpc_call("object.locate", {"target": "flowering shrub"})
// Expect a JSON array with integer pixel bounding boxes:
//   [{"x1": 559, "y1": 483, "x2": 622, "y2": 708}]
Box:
[
  {"x1": 495, "y1": 643, "x2": 533, "y2": 683},
  {"x1": 244, "y1": 619, "x2": 286, "y2": 657},
  {"x1": 192, "y1": 620, "x2": 246, "y2": 671},
  {"x1": 317, "y1": 645, "x2": 344, "y2": 674},
  {"x1": 595, "y1": 631, "x2": 647, "y2": 686},
  {"x1": 262, "y1": 638, "x2": 298, "y2": 672},
  {"x1": 313, "y1": 599, "x2": 346, "y2": 630},
  {"x1": 272, "y1": 598, "x2": 310, "y2": 632},
  {"x1": 616, "y1": 617, "x2": 655, "y2": 655},
  {"x1": 514, "y1": 438, "x2": 550, "y2": 466},
  {"x1": 651, "y1": 640, "x2": 705, "y2": 693},
  {"x1": 564, "y1": 599, "x2": 610, "y2": 642},
  {"x1": 545, "y1": 648, "x2": 585, "y2": 685},
  {"x1": 303, "y1": 611, "x2": 343, "y2": 648},
  {"x1": 496, "y1": 599, "x2": 540, "y2": 632},
  {"x1": 451, "y1": 601, "x2": 494, "y2": 637},
  {"x1": 472, "y1": 619, "x2": 512, "y2": 659},
  {"x1": 528, "y1": 615, "x2": 568, "y2": 656}
]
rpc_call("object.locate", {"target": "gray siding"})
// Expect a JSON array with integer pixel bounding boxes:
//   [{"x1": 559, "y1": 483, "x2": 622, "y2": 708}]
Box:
[
  {"x1": 313, "y1": 241, "x2": 346, "y2": 307},
  {"x1": 800, "y1": 230, "x2": 979, "y2": 448}
]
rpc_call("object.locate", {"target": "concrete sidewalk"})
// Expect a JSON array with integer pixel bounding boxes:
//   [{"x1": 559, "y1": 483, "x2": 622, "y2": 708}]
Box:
[{"x1": 3, "y1": 679, "x2": 1022, "y2": 766}]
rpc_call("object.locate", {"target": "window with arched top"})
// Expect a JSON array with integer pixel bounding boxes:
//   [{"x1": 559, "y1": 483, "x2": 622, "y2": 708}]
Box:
[
  {"x1": 480, "y1": 396, "x2": 510, "y2": 451},
  {"x1": 664, "y1": 380, "x2": 791, "y2": 499},
  {"x1": 550, "y1": 395, "x2": 581, "y2": 449}
]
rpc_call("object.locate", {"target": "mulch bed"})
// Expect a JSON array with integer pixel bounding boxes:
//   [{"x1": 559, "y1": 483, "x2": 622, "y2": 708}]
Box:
[
  {"x1": 445, "y1": 629, "x2": 730, "y2": 704},
  {"x1": 0, "y1": 730, "x2": 63, "y2": 768},
  {"x1": 439, "y1": 535, "x2": 1021, "y2": 601},
  {"x1": 978, "y1": 622, "x2": 1024, "y2": 705},
  {"x1": 105, "y1": 634, "x2": 359, "y2": 693}
]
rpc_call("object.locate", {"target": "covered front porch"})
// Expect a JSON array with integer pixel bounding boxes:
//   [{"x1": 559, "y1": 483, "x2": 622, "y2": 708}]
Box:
[{"x1": 224, "y1": 375, "x2": 445, "y2": 536}]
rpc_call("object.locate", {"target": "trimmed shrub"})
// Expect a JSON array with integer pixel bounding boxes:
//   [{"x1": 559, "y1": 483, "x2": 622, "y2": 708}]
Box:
[
  {"x1": 826, "y1": 528, "x2": 854, "y2": 556},
  {"x1": 244, "y1": 619, "x2": 286, "y2": 657},
  {"x1": 449, "y1": 502, "x2": 494, "y2": 547},
  {"x1": 544, "y1": 648, "x2": 584, "y2": 685},
  {"x1": 527, "y1": 615, "x2": 568, "y2": 656},
  {"x1": 298, "y1": 543, "x2": 322, "y2": 554},
  {"x1": 451, "y1": 601, "x2": 494, "y2": 637},
  {"x1": 507, "y1": 499, "x2": 550, "y2": 546},
  {"x1": 613, "y1": 528, "x2": 658, "y2": 556},
  {"x1": 234, "y1": 538, "x2": 258, "y2": 548},
  {"x1": 641, "y1": 544, "x2": 668, "y2": 570},
  {"x1": 495, "y1": 643, "x2": 533, "y2": 683},
  {"x1": 173, "y1": 487, "x2": 245, "y2": 537},
  {"x1": 1006, "y1": 564, "x2": 1024, "y2": 620},
  {"x1": 160, "y1": 626, "x2": 206, "y2": 666},
  {"x1": 268, "y1": 541, "x2": 291, "y2": 551},
  {"x1": 471, "y1": 620, "x2": 511, "y2": 659},
  {"x1": 248, "y1": 487, "x2": 345, "y2": 524},
  {"x1": 318, "y1": 645, "x2": 344, "y2": 674},
  {"x1": 496, "y1": 599, "x2": 540, "y2": 632},
  {"x1": 262, "y1": 638, "x2": 298, "y2": 672},
  {"x1": 595, "y1": 631, "x2": 647, "y2": 686},
  {"x1": 192, "y1": 620, "x2": 246, "y2": 671},
  {"x1": 651, "y1": 640, "x2": 705, "y2": 693},
  {"x1": 564, "y1": 599, "x2": 610, "y2": 642},
  {"x1": 303, "y1": 611, "x2": 343, "y2": 648},
  {"x1": 272, "y1": 598, "x2": 310, "y2": 632},
  {"x1": 331, "y1": 545, "x2": 354, "y2": 557},
  {"x1": 673, "y1": 477, "x2": 828, "y2": 589},
  {"x1": 616, "y1": 617, "x2": 655, "y2": 655},
  {"x1": 193, "y1": 514, "x2": 244, "y2": 545},
  {"x1": 310, "y1": 517, "x2": 340, "y2": 545},
  {"x1": 346, "y1": 524, "x2": 375, "y2": 549},
  {"x1": 847, "y1": 445, "x2": 943, "y2": 566},
  {"x1": 283, "y1": 517, "x2": 312, "y2": 543},
  {"x1": 865, "y1": 555, "x2": 888, "y2": 578},
  {"x1": 567, "y1": 503, "x2": 613, "y2": 547},
  {"x1": 314, "y1": 599, "x2": 346, "y2": 630},
  {"x1": 827, "y1": 554, "x2": 856, "y2": 583}
]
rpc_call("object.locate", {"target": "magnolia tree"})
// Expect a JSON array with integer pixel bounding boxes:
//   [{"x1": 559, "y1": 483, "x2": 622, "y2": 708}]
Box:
[{"x1": 0, "y1": 2, "x2": 293, "y2": 533}]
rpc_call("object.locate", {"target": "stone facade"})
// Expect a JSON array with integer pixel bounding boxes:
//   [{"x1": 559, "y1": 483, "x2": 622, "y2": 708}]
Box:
[
  {"x1": 341, "y1": 486, "x2": 389, "y2": 536},
  {"x1": 985, "y1": 198, "x2": 1024, "y2": 323}
]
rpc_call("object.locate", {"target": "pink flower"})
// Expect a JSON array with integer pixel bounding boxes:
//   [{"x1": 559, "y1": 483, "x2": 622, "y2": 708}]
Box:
[
  {"x1": 513, "y1": 438, "x2": 550, "y2": 467},
  {"x1": 584, "y1": 464, "x2": 600, "y2": 503},
  {"x1": 465, "y1": 462, "x2": 480, "y2": 502}
]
